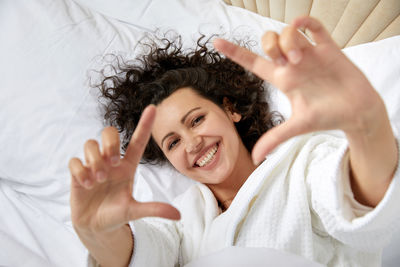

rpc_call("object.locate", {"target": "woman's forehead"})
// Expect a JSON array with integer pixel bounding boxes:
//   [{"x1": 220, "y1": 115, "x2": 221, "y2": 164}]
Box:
[{"x1": 156, "y1": 88, "x2": 210, "y2": 112}]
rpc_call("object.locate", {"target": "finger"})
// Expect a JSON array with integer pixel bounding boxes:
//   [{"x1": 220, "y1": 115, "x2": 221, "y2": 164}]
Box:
[
  {"x1": 213, "y1": 38, "x2": 274, "y2": 81},
  {"x1": 261, "y1": 31, "x2": 287, "y2": 66},
  {"x1": 84, "y1": 139, "x2": 107, "y2": 183},
  {"x1": 102, "y1": 126, "x2": 121, "y2": 167},
  {"x1": 279, "y1": 26, "x2": 312, "y2": 65},
  {"x1": 124, "y1": 105, "x2": 156, "y2": 166},
  {"x1": 292, "y1": 16, "x2": 335, "y2": 46},
  {"x1": 128, "y1": 201, "x2": 181, "y2": 221},
  {"x1": 252, "y1": 118, "x2": 307, "y2": 164},
  {"x1": 69, "y1": 157, "x2": 93, "y2": 189}
]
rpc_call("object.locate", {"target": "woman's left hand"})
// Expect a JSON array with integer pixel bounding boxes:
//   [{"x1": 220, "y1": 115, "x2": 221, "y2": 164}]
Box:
[{"x1": 214, "y1": 16, "x2": 384, "y2": 164}]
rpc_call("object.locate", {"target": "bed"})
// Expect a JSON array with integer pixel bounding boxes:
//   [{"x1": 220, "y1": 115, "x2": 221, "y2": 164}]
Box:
[{"x1": 1, "y1": 0, "x2": 399, "y2": 266}]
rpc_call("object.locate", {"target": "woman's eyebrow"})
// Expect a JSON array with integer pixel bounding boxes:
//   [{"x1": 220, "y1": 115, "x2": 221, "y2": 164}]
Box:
[
  {"x1": 180, "y1": 107, "x2": 201, "y2": 124},
  {"x1": 161, "y1": 107, "x2": 201, "y2": 148}
]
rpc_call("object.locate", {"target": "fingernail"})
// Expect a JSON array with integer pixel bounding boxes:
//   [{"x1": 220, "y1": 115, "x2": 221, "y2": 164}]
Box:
[
  {"x1": 84, "y1": 179, "x2": 93, "y2": 189},
  {"x1": 276, "y1": 57, "x2": 287, "y2": 66},
  {"x1": 110, "y1": 156, "x2": 120, "y2": 166},
  {"x1": 96, "y1": 171, "x2": 106, "y2": 183},
  {"x1": 288, "y1": 49, "x2": 302, "y2": 64}
]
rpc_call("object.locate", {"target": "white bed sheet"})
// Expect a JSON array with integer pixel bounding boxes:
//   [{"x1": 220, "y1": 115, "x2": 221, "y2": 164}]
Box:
[{"x1": 0, "y1": 0, "x2": 399, "y2": 266}]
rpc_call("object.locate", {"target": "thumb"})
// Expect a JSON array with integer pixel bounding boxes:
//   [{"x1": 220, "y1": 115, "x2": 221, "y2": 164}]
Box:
[
  {"x1": 252, "y1": 117, "x2": 307, "y2": 164},
  {"x1": 127, "y1": 201, "x2": 181, "y2": 221}
]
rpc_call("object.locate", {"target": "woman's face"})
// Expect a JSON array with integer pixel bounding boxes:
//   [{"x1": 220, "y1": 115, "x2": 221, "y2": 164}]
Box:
[{"x1": 152, "y1": 87, "x2": 247, "y2": 184}]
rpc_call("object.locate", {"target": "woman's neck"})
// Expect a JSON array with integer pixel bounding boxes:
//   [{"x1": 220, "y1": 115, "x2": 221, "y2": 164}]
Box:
[{"x1": 207, "y1": 144, "x2": 257, "y2": 211}]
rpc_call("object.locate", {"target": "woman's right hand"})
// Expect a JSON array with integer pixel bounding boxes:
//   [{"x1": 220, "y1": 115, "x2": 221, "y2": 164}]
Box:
[{"x1": 68, "y1": 105, "x2": 180, "y2": 236}]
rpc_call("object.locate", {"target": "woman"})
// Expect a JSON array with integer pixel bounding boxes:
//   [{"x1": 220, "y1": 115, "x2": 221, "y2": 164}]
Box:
[{"x1": 69, "y1": 17, "x2": 399, "y2": 267}]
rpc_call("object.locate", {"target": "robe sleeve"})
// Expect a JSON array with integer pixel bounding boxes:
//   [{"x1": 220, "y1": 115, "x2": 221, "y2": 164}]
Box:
[
  {"x1": 128, "y1": 218, "x2": 182, "y2": 267},
  {"x1": 306, "y1": 129, "x2": 400, "y2": 252}
]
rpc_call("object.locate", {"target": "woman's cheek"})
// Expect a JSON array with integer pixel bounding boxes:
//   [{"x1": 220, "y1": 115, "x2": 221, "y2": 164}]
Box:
[{"x1": 172, "y1": 148, "x2": 189, "y2": 172}]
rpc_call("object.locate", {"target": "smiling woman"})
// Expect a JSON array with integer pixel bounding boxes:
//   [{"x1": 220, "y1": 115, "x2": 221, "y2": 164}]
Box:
[
  {"x1": 96, "y1": 34, "x2": 282, "y2": 213},
  {"x1": 69, "y1": 17, "x2": 400, "y2": 267}
]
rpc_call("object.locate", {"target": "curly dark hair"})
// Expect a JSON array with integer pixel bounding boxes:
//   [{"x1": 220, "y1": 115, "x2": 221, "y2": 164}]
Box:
[{"x1": 97, "y1": 33, "x2": 282, "y2": 164}]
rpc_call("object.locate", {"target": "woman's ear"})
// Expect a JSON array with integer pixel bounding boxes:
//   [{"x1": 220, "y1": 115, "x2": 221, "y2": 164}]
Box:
[
  {"x1": 223, "y1": 97, "x2": 242, "y2": 123},
  {"x1": 230, "y1": 112, "x2": 242, "y2": 123}
]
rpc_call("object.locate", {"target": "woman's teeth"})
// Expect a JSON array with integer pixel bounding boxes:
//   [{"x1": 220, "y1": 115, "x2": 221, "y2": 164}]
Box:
[{"x1": 196, "y1": 144, "x2": 218, "y2": 167}]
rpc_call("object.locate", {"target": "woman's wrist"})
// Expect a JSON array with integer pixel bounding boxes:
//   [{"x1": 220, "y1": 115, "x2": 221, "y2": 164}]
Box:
[
  {"x1": 76, "y1": 224, "x2": 134, "y2": 267},
  {"x1": 342, "y1": 82, "x2": 385, "y2": 136}
]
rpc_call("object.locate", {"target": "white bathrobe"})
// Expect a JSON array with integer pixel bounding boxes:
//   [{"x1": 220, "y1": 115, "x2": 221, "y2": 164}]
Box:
[{"x1": 89, "y1": 132, "x2": 400, "y2": 267}]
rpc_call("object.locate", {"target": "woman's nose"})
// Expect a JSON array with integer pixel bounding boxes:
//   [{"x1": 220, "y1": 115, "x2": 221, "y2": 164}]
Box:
[{"x1": 185, "y1": 135, "x2": 202, "y2": 153}]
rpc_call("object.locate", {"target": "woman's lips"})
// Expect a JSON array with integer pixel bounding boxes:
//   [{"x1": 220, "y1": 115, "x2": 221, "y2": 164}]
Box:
[
  {"x1": 193, "y1": 142, "x2": 220, "y2": 169},
  {"x1": 195, "y1": 143, "x2": 219, "y2": 167}
]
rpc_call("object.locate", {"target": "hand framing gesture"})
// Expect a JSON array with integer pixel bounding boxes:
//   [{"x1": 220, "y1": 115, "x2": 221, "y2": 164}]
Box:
[
  {"x1": 68, "y1": 106, "x2": 180, "y2": 235},
  {"x1": 214, "y1": 16, "x2": 384, "y2": 165}
]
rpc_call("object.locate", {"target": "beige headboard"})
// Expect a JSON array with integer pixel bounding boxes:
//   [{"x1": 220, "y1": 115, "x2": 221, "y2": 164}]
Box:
[{"x1": 224, "y1": 0, "x2": 400, "y2": 48}]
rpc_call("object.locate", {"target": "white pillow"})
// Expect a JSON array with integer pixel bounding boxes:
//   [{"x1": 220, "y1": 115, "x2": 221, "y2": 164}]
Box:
[{"x1": 342, "y1": 36, "x2": 400, "y2": 128}]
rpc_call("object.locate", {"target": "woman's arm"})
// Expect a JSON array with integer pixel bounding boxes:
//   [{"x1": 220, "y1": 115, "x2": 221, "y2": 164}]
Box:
[
  {"x1": 345, "y1": 99, "x2": 398, "y2": 207},
  {"x1": 214, "y1": 16, "x2": 398, "y2": 206}
]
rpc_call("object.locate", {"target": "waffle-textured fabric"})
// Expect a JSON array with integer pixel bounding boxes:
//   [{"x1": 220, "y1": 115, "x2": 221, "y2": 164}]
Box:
[{"x1": 89, "y1": 132, "x2": 400, "y2": 267}]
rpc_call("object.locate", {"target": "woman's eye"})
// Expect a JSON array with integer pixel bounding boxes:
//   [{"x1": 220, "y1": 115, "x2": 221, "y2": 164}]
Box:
[
  {"x1": 168, "y1": 139, "x2": 180, "y2": 150},
  {"x1": 191, "y1": 115, "x2": 205, "y2": 127}
]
